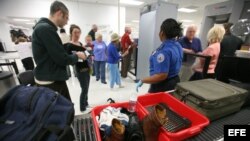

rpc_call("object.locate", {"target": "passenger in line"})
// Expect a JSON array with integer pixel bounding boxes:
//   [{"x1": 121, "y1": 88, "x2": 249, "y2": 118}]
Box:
[
  {"x1": 190, "y1": 26, "x2": 225, "y2": 81},
  {"x1": 65, "y1": 24, "x2": 91, "y2": 112},
  {"x1": 32, "y1": 1, "x2": 86, "y2": 101},
  {"x1": 179, "y1": 25, "x2": 202, "y2": 54},
  {"x1": 93, "y1": 34, "x2": 107, "y2": 84},
  {"x1": 107, "y1": 33, "x2": 128, "y2": 89}
]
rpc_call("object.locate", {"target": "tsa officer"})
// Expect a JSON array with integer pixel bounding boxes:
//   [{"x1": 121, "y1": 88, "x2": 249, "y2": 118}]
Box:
[{"x1": 136, "y1": 18, "x2": 183, "y2": 93}]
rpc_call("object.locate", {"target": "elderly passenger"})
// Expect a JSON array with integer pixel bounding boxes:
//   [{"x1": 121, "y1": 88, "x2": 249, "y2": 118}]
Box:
[
  {"x1": 179, "y1": 25, "x2": 202, "y2": 53},
  {"x1": 190, "y1": 26, "x2": 225, "y2": 81},
  {"x1": 93, "y1": 34, "x2": 107, "y2": 84}
]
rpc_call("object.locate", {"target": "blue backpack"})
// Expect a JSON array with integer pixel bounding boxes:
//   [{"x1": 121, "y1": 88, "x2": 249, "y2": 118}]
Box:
[{"x1": 0, "y1": 85, "x2": 75, "y2": 141}]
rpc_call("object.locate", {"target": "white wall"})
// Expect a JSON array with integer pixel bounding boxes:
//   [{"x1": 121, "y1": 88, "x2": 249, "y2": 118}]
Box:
[
  {"x1": 0, "y1": 0, "x2": 125, "y2": 49},
  {"x1": 125, "y1": 7, "x2": 140, "y2": 38},
  {"x1": 0, "y1": 21, "x2": 16, "y2": 51}
]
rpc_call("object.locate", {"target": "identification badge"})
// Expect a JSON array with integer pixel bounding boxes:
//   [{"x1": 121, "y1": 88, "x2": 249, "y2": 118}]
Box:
[{"x1": 97, "y1": 45, "x2": 103, "y2": 49}]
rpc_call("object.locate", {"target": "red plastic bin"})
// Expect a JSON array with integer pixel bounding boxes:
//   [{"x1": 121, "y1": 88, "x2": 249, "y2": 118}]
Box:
[
  {"x1": 137, "y1": 93, "x2": 210, "y2": 141},
  {"x1": 91, "y1": 102, "x2": 160, "y2": 141}
]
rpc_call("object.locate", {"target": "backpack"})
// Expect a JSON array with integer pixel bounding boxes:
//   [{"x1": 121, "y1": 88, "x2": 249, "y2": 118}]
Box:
[
  {"x1": 0, "y1": 85, "x2": 75, "y2": 141},
  {"x1": 125, "y1": 113, "x2": 145, "y2": 141}
]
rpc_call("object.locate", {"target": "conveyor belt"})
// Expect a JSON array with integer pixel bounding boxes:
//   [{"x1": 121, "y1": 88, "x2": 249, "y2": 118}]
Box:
[
  {"x1": 73, "y1": 114, "x2": 97, "y2": 141},
  {"x1": 187, "y1": 107, "x2": 250, "y2": 141}
]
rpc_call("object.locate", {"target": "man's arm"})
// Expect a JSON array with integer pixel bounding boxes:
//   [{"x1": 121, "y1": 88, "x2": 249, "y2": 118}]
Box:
[
  {"x1": 183, "y1": 48, "x2": 195, "y2": 54},
  {"x1": 197, "y1": 38, "x2": 203, "y2": 52},
  {"x1": 39, "y1": 27, "x2": 78, "y2": 66}
]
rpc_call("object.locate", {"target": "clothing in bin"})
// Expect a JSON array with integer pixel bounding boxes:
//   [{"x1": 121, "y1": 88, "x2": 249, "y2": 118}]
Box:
[
  {"x1": 95, "y1": 104, "x2": 169, "y2": 141},
  {"x1": 96, "y1": 106, "x2": 129, "y2": 136}
]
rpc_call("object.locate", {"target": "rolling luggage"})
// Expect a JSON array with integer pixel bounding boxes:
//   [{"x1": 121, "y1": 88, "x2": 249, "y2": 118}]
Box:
[{"x1": 173, "y1": 79, "x2": 248, "y2": 120}]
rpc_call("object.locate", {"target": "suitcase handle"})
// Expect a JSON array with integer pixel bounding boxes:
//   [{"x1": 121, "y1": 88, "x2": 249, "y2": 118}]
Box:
[
  {"x1": 188, "y1": 127, "x2": 201, "y2": 135},
  {"x1": 180, "y1": 92, "x2": 190, "y2": 103}
]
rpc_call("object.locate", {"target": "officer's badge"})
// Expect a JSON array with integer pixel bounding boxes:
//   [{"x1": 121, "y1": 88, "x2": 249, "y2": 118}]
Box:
[{"x1": 157, "y1": 53, "x2": 165, "y2": 63}]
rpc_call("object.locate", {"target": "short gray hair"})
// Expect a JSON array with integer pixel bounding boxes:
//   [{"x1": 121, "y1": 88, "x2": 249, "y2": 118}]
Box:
[
  {"x1": 186, "y1": 25, "x2": 197, "y2": 32},
  {"x1": 125, "y1": 27, "x2": 131, "y2": 32},
  {"x1": 207, "y1": 26, "x2": 225, "y2": 43}
]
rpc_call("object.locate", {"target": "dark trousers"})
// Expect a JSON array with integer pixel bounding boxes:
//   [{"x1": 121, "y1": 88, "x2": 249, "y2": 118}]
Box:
[
  {"x1": 121, "y1": 51, "x2": 132, "y2": 78},
  {"x1": 36, "y1": 81, "x2": 71, "y2": 101},
  {"x1": 66, "y1": 66, "x2": 71, "y2": 77},
  {"x1": 76, "y1": 69, "x2": 90, "y2": 111},
  {"x1": 21, "y1": 57, "x2": 34, "y2": 70},
  {"x1": 94, "y1": 61, "x2": 106, "y2": 82},
  {"x1": 149, "y1": 76, "x2": 180, "y2": 93},
  {"x1": 92, "y1": 63, "x2": 95, "y2": 76},
  {"x1": 189, "y1": 72, "x2": 215, "y2": 81}
]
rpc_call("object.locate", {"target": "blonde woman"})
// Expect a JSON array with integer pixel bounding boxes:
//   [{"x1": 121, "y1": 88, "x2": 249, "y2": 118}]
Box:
[
  {"x1": 190, "y1": 26, "x2": 225, "y2": 81},
  {"x1": 93, "y1": 34, "x2": 108, "y2": 84}
]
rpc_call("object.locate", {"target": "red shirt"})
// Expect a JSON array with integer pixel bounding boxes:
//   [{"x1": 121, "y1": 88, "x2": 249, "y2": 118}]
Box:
[{"x1": 121, "y1": 33, "x2": 132, "y2": 51}]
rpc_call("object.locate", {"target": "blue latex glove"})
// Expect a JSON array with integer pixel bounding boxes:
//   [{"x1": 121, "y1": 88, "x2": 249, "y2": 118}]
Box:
[{"x1": 136, "y1": 80, "x2": 143, "y2": 92}]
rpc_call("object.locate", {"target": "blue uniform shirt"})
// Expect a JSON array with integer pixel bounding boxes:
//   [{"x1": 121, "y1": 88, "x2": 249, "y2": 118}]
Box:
[
  {"x1": 149, "y1": 39, "x2": 183, "y2": 79},
  {"x1": 178, "y1": 37, "x2": 202, "y2": 53}
]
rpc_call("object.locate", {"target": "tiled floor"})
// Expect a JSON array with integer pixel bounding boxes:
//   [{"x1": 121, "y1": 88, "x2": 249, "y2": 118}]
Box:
[{"x1": 67, "y1": 69, "x2": 149, "y2": 115}]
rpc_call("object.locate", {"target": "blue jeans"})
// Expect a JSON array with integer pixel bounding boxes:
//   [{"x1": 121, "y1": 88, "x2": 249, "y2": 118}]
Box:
[
  {"x1": 94, "y1": 61, "x2": 106, "y2": 82},
  {"x1": 108, "y1": 63, "x2": 121, "y2": 88},
  {"x1": 76, "y1": 69, "x2": 90, "y2": 111}
]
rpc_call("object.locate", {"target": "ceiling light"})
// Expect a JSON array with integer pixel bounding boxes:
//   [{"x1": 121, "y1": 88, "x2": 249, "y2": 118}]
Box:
[
  {"x1": 180, "y1": 19, "x2": 193, "y2": 23},
  {"x1": 13, "y1": 18, "x2": 30, "y2": 22},
  {"x1": 120, "y1": 0, "x2": 144, "y2": 6},
  {"x1": 178, "y1": 8, "x2": 197, "y2": 13},
  {"x1": 132, "y1": 20, "x2": 139, "y2": 23},
  {"x1": 26, "y1": 22, "x2": 34, "y2": 25},
  {"x1": 248, "y1": 9, "x2": 250, "y2": 12}
]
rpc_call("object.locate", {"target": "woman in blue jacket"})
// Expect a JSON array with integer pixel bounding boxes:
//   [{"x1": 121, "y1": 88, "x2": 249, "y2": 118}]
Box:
[{"x1": 107, "y1": 33, "x2": 128, "y2": 89}]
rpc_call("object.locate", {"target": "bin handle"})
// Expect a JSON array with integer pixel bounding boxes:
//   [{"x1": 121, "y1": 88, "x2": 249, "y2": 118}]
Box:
[{"x1": 188, "y1": 127, "x2": 201, "y2": 134}]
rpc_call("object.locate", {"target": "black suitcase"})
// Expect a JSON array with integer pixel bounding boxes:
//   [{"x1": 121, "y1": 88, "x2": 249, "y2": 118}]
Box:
[{"x1": 173, "y1": 79, "x2": 248, "y2": 121}]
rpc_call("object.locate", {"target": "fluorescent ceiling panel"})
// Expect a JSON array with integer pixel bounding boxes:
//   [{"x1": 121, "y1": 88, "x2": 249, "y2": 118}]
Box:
[
  {"x1": 120, "y1": 0, "x2": 144, "y2": 6},
  {"x1": 180, "y1": 19, "x2": 193, "y2": 23},
  {"x1": 132, "y1": 20, "x2": 139, "y2": 23},
  {"x1": 13, "y1": 18, "x2": 30, "y2": 22},
  {"x1": 178, "y1": 8, "x2": 197, "y2": 13},
  {"x1": 26, "y1": 22, "x2": 34, "y2": 25}
]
